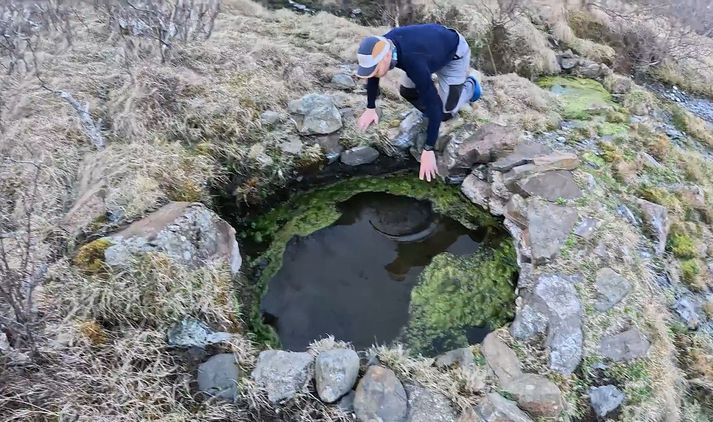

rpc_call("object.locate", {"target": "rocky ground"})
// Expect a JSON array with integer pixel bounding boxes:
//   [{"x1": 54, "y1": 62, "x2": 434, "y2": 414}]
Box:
[{"x1": 2, "y1": 0, "x2": 713, "y2": 421}]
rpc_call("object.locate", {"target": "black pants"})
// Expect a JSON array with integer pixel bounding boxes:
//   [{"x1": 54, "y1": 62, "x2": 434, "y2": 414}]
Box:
[{"x1": 399, "y1": 84, "x2": 464, "y2": 121}]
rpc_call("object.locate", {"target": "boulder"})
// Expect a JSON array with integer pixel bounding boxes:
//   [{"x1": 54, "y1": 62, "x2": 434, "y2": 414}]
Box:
[
  {"x1": 511, "y1": 274, "x2": 583, "y2": 374},
  {"x1": 443, "y1": 124, "x2": 519, "y2": 171},
  {"x1": 315, "y1": 349, "x2": 360, "y2": 403},
  {"x1": 674, "y1": 296, "x2": 701, "y2": 330},
  {"x1": 435, "y1": 347, "x2": 476, "y2": 370},
  {"x1": 167, "y1": 318, "x2": 231, "y2": 348},
  {"x1": 341, "y1": 146, "x2": 379, "y2": 166},
  {"x1": 504, "y1": 373, "x2": 564, "y2": 418},
  {"x1": 637, "y1": 199, "x2": 669, "y2": 255},
  {"x1": 481, "y1": 333, "x2": 522, "y2": 385},
  {"x1": 527, "y1": 198, "x2": 578, "y2": 264},
  {"x1": 594, "y1": 268, "x2": 632, "y2": 312},
  {"x1": 405, "y1": 384, "x2": 458, "y2": 422},
  {"x1": 477, "y1": 392, "x2": 534, "y2": 422},
  {"x1": 600, "y1": 328, "x2": 650, "y2": 362},
  {"x1": 605, "y1": 75, "x2": 633, "y2": 94},
  {"x1": 589, "y1": 385, "x2": 625, "y2": 418},
  {"x1": 103, "y1": 202, "x2": 241, "y2": 275},
  {"x1": 251, "y1": 350, "x2": 314, "y2": 403},
  {"x1": 331, "y1": 73, "x2": 356, "y2": 90},
  {"x1": 501, "y1": 153, "x2": 580, "y2": 187},
  {"x1": 354, "y1": 366, "x2": 408, "y2": 422},
  {"x1": 461, "y1": 174, "x2": 492, "y2": 210},
  {"x1": 197, "y1": 353, "x2": 240, "y2": 402},
  {"x1": 288, "y1": 94, "x2": 343, "y2": 135},
  {"x1": 514, "y1": 170, "x2": 582, "y2": 201}
]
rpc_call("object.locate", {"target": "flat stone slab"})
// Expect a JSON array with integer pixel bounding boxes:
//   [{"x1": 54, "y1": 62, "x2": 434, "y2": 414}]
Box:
[
  {"x1": 481, "y1": 332, "x2": 522, "y2": 385},
  {"x1": 405, "y1": 383, "x2": 458, "y2": 422},
  {"x1": 637, "y1": 199, "x2": 669, "y2": 255},
  {"x1": 504, "y1": 373, "x2": 564, "y2": 418},
  {"x1": 527, "y1": 198, "x2": 578, "y2": 264},
  {"x1": 492, "y1": 142, "x2": 554, "y2": 172},
  {"x1": 477, "y1": 392, "x2": 534, "y2": 422},
  {"x1": 574, "y1": 217, "x2": 599, "y2": 239},
  {"x1": 341, "y1": 146, "x2": 379, "y2": 166},
  {"x1": 594, "y1": 268, "x2": 632, "y2": 311},
  {"x1": 600, "y1": 328, "x2": 650, "y2": 362},
  {"x1": 514, "y1": 170, "x2": 582, "y2": 201}
]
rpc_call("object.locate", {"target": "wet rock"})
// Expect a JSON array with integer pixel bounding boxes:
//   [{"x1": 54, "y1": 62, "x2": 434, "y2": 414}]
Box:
[
  {"x1": 279, "y1": 137, "x2": 303, "y2": 155},
  {"x1": 252, "y1": 350, "x2": 314, "y2": 403},
  {"x1": 260, "y1": 110, "x2": 281, "y2": 126},
  {"x1": 504, "y1": 373, "x2": 564, "y2": 418},
  {"x1": 392, "y1": 109, "x2": 426, "y2": 150},
  {"x1": 511, "y1": 274, "x2": 583, "y2": 374},
  {"x1": 574, "y1": 217, "x2": 598, "y2": 239},
  {"x1": 477, "y1": 392, "x2": 533, "y2": 422},
  {"x1": 461, "y1": 174, "x2": 492, "y2": 210},
  {"x1": 492, "y1": 142, "x2": 553, "y2": 172},
  {"x1": 167, "y1": 318, "x2": 231, "y2": 348},
  {"x1": 288, "y1": 94, "x2": 343, "y2": 135},
  {"x1": 315, "y1": 349, "x2": 360, "y2": 403},
  {"x1": 331, "y1": 73, "x2": 356, "y2": 90},
  {"x1": 340, "y1": 146, "x2": 379, "y2": 166},
  {"x1": 197, "y1": 353, "x2": 240, "y2": 402},
  {"x1": 527, "y1": 199, "x2": 578, "y2": 263},
  {"x1": 589, "y1": 385, "x2": 624, "y2": 418},
  {"x1": 481, "y1": 332, "x2": 522, "y2": 385},
  {"x1": 317, "y1": 135, "x2": 344, "y2": 164},
  {"x1": 354, "y1": 366, "x2": 408, "y2": 422},
  {"x1": 514, "y1": 170, "x2": 582, "y2": 201},
  {"x1": 559, "y1": 56, "x2": 578, "y2": 70},
  {"x1": 505, "y1": 194, "x2": 528, "y2": 228},
  {"x1": 405, "y1": 384, "x2": 458, "y2": 422},
  {"x1": 104, "y1": 202, "x2": 242, "y2": 275},
  {"x1": 600, "y1": 328, "x2": 650, "y2": 362},
  {"x1": 337, "y1": 390, "x2": 355, "y2": 412},
  {"x1": 435, "y1": 347, "x2": 475, "y2": 370},
  {"x1": 594, "y1": 268, "x2": 632, "y2": 311},
  {"x1": 674, "y1": 296, "x2": 701, "y2": 329},
  {"x1": 443, "y1": 124, "x2": 519, "y2": 171},
  {"x1": 637, "y1": 199, "x2": 670, "y2": 255}
]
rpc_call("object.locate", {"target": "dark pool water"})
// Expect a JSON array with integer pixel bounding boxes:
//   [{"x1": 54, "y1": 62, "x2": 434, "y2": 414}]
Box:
[{"x1": 259, "y1": 192, "x2": 490, "y2": 352}]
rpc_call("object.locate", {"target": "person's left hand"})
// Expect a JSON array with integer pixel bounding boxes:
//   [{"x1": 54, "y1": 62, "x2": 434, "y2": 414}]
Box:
[{"x1": 419, "y1": 150, "x2": 439, "y2": 182}]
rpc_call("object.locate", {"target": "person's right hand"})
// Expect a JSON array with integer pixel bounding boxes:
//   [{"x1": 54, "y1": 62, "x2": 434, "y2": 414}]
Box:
[{"x1": 357, "y1": 108, "x2": 379, "y2": 131}]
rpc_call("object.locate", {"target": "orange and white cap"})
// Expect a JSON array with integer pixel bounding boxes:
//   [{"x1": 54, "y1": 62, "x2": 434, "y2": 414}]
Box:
[{"x1": 356, "y1": 35, "x2": 391, "y2": 77}]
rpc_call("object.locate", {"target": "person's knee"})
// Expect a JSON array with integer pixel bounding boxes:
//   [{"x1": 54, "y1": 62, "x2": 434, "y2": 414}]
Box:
[
  {"x1": 443, "y1": 84, "x2": 464, "y2": 113},
  {"x1": 400, "y1": 85, "x2": 418, "y2": 101}
]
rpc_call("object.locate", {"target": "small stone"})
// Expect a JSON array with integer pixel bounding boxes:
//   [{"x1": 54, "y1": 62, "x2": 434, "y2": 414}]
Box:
[
  {"x1": 392, "y1": 109, "x2": 426, "y2": 150},
  {"x1": 600, "y1": 328, "x2": 650, "y2": 362},
  {"x1": 315, "y1": 349, "x2": 360, "y2": 403},
  {"x1": 260, "y1": 110, "x2": 281, "y2": 126},
  {"x1": 443, "y1": 123, "x2": 519, "y2": 171},
  {"x1": 477, "y1": 392, "x2": 534, "y2": 422},
  {"x1": 514, "y1": 170, "x2": 582, "y2": 201},
  {"x1": 405, "y1": 384, "x2": 458, "y2": 422},
  {"x1": 461, "y1": 174, "x2": 491, "y2": 210},
  {"x1": 594, "y1": 268, "x2": 632, "y2": 311},
  {"x1": 288, "y1": 94, "x2": 343, "y2": 135},
  {"x1": 574, "y1": 217, "x2": 598, "y2": 239},
  {"x1": 354, "y1": 366, "x2": 408, "y2": 422},
  {"x1": 559, "y1": 56, "x2": 579, "y2": 70},
  {"x1": 435, "y1": 348, "x2": 475, "y2": 370},
  {"x1": 589, "y1": 385, "x2": 625, "y2": 418},
  {"x1": 197, "y1": 353, "x2": 240, "y2": 402},
  {"x1": 167, "y1": 318, "x2": 231, "y2": 348},
  {"x1": 585, "y1": 173, "x2": 597, "y2": 191},
  {"x1": 481, "y1": 332, "x2": 522, "y2": 385},
  {"x1": 340, "y1": 146, "x2": 379, "y2": 166},
  {"x1": 674, "y1": 296, "x2": 701, "y2": 330},
  {"x1": 637, "y1": 199, "x2": 670, "y2": 255},
  {"x1": 527, "y1": 198, "x2": 578, "y2": 264},
  {"x1": 504, "y1": 194, "x2": 528, "y2": 228},
  {"x1": 251, "y1": 350, "x2": 313, "y2": 403},
  {"x1": 331, "y1": 73, "x2": 356, "y2": 90},
  {"x1": 504, "y1": 373, "x2": 564, "y2": 418},
  {"x1": 279, "y1": 137, "x2": 303, "y2": 155}
]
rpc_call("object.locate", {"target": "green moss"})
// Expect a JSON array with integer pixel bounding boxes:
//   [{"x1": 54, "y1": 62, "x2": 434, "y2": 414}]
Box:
[
  {"x1": 606, "y1": 110, "x2": 629, "y2": 124},
  {"x1": 623, "y1": 88, "x2": 655, "y2": 115},
  {"x1": 637, "y1": 185, "x2": 683, "y2": 214},
  {"x1": 599, "y1": 141, "x2": 624, "y2": 163},
  {"x1": 609, "y1": 360, "x2": 654, "y2": 408},
  {"x1": 668, "y1": 233, "x2": 698, "y2": 259},
  {"x1": 537, "y1": 76, "x2": 614, "y2": 121},
  {"x1": 681, "y1": 259, "x2": 702, "y2": 290},
  {"x1": 598, "y1": 122, "x2": 628, "y2": 136},
  {"x1": 399, "y1": 241, "x2": 517, "y2": 356},
  {"x1": 73, "y1": 238, "x2": 112, "y2": 273},
  {"x1": 583, "y1": 151, "x2": 606, "y2": 168}
]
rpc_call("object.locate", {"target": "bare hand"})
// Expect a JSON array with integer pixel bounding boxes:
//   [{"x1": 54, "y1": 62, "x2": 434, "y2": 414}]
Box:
[
  {"x1": 357, "y1": 108, "x2": 379, "y2": 131},
  {"x1": 419, "y1": 150, "x2": 439, "y2": 182}
]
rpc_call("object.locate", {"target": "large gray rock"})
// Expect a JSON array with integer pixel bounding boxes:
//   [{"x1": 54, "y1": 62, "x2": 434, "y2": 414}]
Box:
[
  {"x1": 514, "y1": 170, "x2": 582, "y2": 201},
  {"x1": 197, "y1": 353, "x2": 240, "y2": 402},
  {"x1": 405, "y1": 384, "x2": 458, "y2": 422},
  {"x1": 674, "y1": 296, "x2": 702, "y2": 329},
  {"x1": 477, "y1": 392, "x2": 534, "y2": 422},
  {"x1": 315, "y1": 349, "x2": 360, "y2": 403},
  {"x1": 589, "y1": 385, "x2": 625, "y2": 418},
  {"x1": 251, "y1": 350, "x2": 313, "y2": 403},
  {"x1": 167, "y1": 318, "x2": 231, "y2": 348},
  {"x1": 511, "y1": 274, "x2": 583, "y2": 374},
  {"x1": 504, "y1": 194, "x2": 528, "y2": 228},
  {"x1": 288, "y1": 94, "x2": 343, "y2": 135},
  {"x1": 502, "y1": 152, "x2": 580, "y2": 186},
  {"x1": 331, "y1": 73, "x2": 356, "y2": 90},
  {"x1": 600, "y1": 328, "x2": 650, "y2": 362},
  {"x1": 481, "y1": 332, "x2": 522, "y2": 385},
  {"x1": 527, "y1": 199, "x2": 578, "y2": 264},
  {"x1": 594, "y1": 268, "x2": 632, "y2": 312},
  {"x1": 443, "y1": 124, "x2": 519, "y2": 171},
  {"x1": 341, "y1": 146, "x2": 379, "y2": 166},
  {"x1": 461, "y1": 174, "x2": 492, "y2": 210},
  {"x1": 504, "y1": 373, "x2": 564, "y2": 418},
  {"x1": 492, "y1": 142, "x2": 553, "y2": 172},
  {"x1": 354, "y1": 366, "x2": 408, "y2": 422},
  {"x1": 637, "y1": 199, "x2": 669, "y2": 255},
  {"x1": 434, "y1": 348, "x2": 475, "y2": 370},
  {"x1": 103, "y1": 202, "x2": 241, "y2": 275},
  {"x1": 392, "y1": 109, "x2": 426, "y2": 150}
]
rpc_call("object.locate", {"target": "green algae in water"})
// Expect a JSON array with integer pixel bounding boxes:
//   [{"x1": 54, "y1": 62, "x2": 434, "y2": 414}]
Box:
[
  {"x1": 399, "y1": 241, "x2": 518, "y2": 356},
  {"x1": 241, "y1": 174, "x2": 516, "y2": 351}
]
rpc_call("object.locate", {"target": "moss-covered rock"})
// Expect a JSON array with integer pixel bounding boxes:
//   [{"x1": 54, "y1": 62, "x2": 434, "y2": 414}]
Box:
[
  {"x1": 72, "y1": 238, "x2": 113, "y2": 274},
  {"x1": 537, "y1": 77, "x2": 614, "y2": 121}
]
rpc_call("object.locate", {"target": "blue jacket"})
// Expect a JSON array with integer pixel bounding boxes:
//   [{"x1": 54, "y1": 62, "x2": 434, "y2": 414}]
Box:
[{"x1": 366, "y1": 24, "x2": 460, "y2": 146}]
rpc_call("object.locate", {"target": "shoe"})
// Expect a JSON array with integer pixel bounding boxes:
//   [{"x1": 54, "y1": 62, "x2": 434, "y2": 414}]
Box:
[{"x1": 467, "y1": 74, "x2": 482, "y2": 102}]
